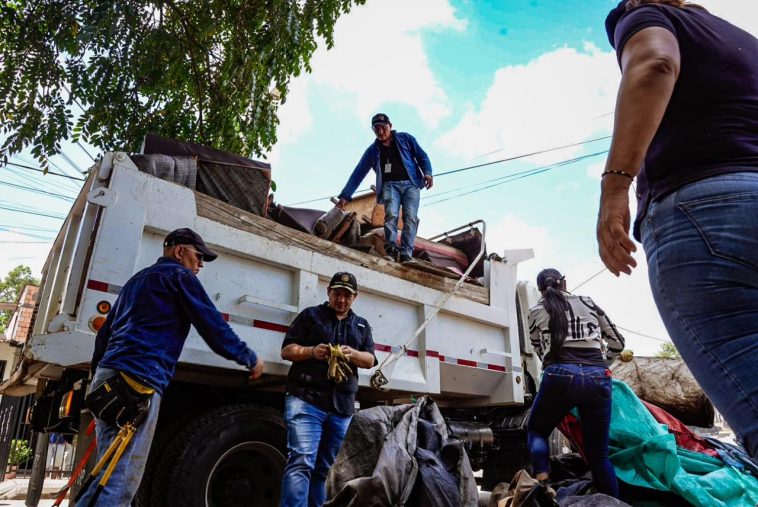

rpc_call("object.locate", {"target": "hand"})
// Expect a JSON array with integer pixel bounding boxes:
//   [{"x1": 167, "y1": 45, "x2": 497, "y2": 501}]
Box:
[
  {"x1": 250, "y1": 358, "x2": 265, "y2": 380},
  {"x1": 423, "y1": 175, "x2": 433, "y2": 189},
  {"x1": 335, "y1": 198, "x2": 347, "y2": 210},
  {"x1": 597, "y1": 180, "x2": 637, "y2": 276},
  {"x1": 340, "y1": 345, "x2": 354, "y2": 363},
  {"x1": 311, "y1": 343, "x2": 330, "y2": 361}
]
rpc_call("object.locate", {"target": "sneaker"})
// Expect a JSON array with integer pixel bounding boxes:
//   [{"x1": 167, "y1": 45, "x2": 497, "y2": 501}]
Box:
[
  {"x1": 399, "y1": 254, "x2": 415, "y2": 264},
  {"x1": 384, "y1": 250, "x2": 398, "y2": 262}
]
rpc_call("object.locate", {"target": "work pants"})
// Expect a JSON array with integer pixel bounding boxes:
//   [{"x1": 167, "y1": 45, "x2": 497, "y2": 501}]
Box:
[
  {"x1": 76, "y1": 367, "x2": 161, "y2": 506},
  {"x1": 280, "y1": 394, "x2": 351, "y2": 507}
]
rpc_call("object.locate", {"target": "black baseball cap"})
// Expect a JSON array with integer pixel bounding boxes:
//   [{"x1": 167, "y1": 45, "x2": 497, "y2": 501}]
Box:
[
  {"x1": 163, "y1": 228, "x2": 218, "y2": 262},
  {"x1": 371, "y1": 113, "x2": 391, "y2": 126},
  {"x1": 536, "y1": 268, "x2": 564, "y2": 291},
  {"x1": 328, "y1": 272, "x2": 358, "y2": 294}
]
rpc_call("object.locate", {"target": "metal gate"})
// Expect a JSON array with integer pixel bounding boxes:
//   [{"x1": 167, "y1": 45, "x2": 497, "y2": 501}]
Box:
[{"x1": 0, "y1": 394, "x2": 76, "y2": 480}]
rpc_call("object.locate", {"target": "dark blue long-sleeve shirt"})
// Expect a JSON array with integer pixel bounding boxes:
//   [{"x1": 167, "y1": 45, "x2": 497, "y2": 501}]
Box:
[{"x1": 93, "y1": 257, "x2": 258, "y2": 393}]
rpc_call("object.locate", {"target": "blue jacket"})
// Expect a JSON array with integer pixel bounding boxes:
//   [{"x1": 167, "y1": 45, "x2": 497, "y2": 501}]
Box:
[
  {"x1": 338, "y1": 131, "x2": 433, "y2": 204},
  {"x1": 93, "y1": 257, "x2": 258, "y2": 393}
]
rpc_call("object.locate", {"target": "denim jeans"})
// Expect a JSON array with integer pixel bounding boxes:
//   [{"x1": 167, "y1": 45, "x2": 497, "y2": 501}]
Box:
[
  {"x1": 527, "y1": 363, "x2": 618, "y2": 497},
  {"x1": 280, "y1": 394, "x2": 352, "y2": 507},
  {"x1": 382, "y1": 180, "x2": 420, "y2": 258},
  {"x1": 76, "y1": 368, "x2": 161, "y2": 506},
  {"x1": 642, "y1": 172, "x2": 758, "y2": 459}
]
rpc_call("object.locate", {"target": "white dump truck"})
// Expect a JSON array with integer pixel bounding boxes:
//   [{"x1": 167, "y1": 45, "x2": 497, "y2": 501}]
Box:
[{"x1": 1, "y1": 142, "x2": 546, "y2": 506}]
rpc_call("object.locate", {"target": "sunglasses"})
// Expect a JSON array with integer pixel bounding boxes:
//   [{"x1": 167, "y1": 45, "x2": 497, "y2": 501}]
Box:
[{"x1": 182, "y1": 246, "x2": 203, "y2": 262}]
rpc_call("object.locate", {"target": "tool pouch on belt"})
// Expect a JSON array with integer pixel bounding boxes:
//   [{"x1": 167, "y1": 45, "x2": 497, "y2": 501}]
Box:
[{"x1": 85, "y1": 372, "x2": 155, "y2": 427}]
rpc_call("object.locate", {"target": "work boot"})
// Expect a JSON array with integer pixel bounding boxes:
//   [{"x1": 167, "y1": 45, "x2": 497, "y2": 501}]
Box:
[
  {"x1": 384, "y1": 248, "x2": 398, "y2": 262},
  {"x1": 399, "y1": 254, "x2": 415, "y2": 264}
]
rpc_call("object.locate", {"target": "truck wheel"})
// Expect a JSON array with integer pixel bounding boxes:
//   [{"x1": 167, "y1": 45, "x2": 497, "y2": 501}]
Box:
[
  {"x1": 147, "y1": 404, "x2": 286, "y2": 507},
  {"x1": 134, "y1": 412, "x2": 199, "y2": 507}
]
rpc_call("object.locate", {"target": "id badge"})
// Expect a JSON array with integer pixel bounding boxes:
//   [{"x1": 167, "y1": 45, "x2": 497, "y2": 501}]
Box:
[{"x1": 384, "y1": 163, "x2": 392, "y2": 174}]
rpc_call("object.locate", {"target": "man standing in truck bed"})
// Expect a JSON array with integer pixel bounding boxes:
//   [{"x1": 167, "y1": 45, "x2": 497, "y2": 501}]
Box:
[
  {"x1": 77, "y1": 228, "x2": 264, "y2": 506},
  {"x1": 336, "y1": 113, "x2": 433, "y2": 263},
  {"x1": 280, "y1": 272, "x2": 377, "y2": 507}
]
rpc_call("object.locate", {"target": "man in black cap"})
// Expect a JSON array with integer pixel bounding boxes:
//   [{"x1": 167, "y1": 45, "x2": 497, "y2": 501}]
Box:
[
  {"x1": 336, "y1": 113, "x2": 433, "y2": 263},
  {"x1": 280, "y1": 272, "x2": 377, "y2": 507},
  {"x1": 78, "y1": 228, "x2": 264, "y2": 506}
]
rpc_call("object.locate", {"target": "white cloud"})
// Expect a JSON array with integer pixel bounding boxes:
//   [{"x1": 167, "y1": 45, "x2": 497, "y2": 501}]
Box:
[
  {"x1": 436, "y1": 43, "x2": 619, "y2": 163},
  {"x1": 486, "y1": 214, "x2": 553, "y2": 263},
  {"x1": 271, "y1": 0, "x2": 465, "y2": 154},
  {"x1": 309, "y1": 0, "x2": 465, "y2": 128}
]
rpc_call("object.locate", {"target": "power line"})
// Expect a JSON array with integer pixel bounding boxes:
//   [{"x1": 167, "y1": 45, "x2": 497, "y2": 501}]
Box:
[
  {"x1": 0, "y1": 223, "x2": 58, "y2": 233},
  {"x1": 424, "y1": 151, "x2": 607, "y2": 206},
  {"x1": 0, "y1": 240, "x2": 52, "y2": 244},
  {"x1": 0, "y1": 204, "x2": 66, "y2": 220},
  {"x1": 285, "y1": 135, "x2": 612, "y2": 206},
  {"x1": 0, "y1": 181, "x2": 75, "y2": 202},
  {"x1": 0, "y1": 227, "x2": 55, "y2": 241},
  {"x1": 616, "y1": 325, "x2": 669, "y2": 343},
  {"x1": 570, "y1": 267, "x2": 608, "y2": 292},
  {"x1": 2, "y1": 161, "x2": 85, "y2": 181},
  {"x1": 10, "y1": 156, "x2": 84, "y2": 193},
  {"x1": 436, "y1": 135, "x2": 611, "y2": 178}
]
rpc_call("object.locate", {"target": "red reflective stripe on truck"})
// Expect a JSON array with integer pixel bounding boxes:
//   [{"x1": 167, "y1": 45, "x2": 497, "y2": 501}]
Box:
[
  {"x1": 373, "y1": 344, "x2": 392, "y2": 352},
  {"x1": 221, "y1": 313, "x2": 230, "y2": 322},
  {"x1": 87, "y1": 279, "x2": 122, "y2": 294},
  {"x1": 253, "y1": 320, "x2": 289, "y2": 333}
]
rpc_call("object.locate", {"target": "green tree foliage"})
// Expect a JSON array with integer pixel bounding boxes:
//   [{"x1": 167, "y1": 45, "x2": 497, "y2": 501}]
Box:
[
  {"x1": 7, "y1": 439, "x2": 32, "y2": 466},
  {"x1": 656, "y1": 341, "x2": 681, "y2": 359},
  {"x1": 0, "y1": 0, "x2": 364, "y2": 168},
  {"x1": 0, "y1": 265, "x2": 40, "y2": 333}
]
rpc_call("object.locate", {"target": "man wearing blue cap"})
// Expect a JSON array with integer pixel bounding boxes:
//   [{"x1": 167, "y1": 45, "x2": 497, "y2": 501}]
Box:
[{"x1": 336, "y1": 114, "x2": 433, "y2": 263}]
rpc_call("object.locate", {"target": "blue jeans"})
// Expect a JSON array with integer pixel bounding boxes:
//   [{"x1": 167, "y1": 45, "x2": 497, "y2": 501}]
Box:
[
  {"x1": 642, "y1": 172, "x2": 758, "y2": 459},
  {"x1": 382, "y1": 180, "x2": 420, "y2": 258},
  {"x1": 527, "y1": 363, "x2": 618, "y2": 497},
  {"x1": 280, "y1": 394, "x2": 352, "y2": 507},
  {"x1": 77, "y1": 368, "x2": 161, "y2": 506}
]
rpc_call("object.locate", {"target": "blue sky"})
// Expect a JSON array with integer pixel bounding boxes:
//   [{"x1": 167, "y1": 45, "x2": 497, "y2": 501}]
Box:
[{"x1": 2, "y1": 0, "x2": 757, "y2": 354}]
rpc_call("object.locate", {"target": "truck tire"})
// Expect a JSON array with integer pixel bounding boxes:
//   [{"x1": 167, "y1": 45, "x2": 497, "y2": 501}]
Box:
[
  {"x1": 134, "y1": 411, "x2": 199, "y2": 507},
  {"x1": 144, "y1": 404, "x2": 286, "y2": 507}
]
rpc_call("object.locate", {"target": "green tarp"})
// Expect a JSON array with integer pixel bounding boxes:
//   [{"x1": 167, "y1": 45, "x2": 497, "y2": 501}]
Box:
[{"x1": 607, "y1": 380, "x2": 758, "y2": 507}]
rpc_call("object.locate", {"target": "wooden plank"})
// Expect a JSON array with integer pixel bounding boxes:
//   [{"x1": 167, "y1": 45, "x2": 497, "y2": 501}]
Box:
[{"x1": 194, "y1": 192, "x2": 489, "y2": 304}]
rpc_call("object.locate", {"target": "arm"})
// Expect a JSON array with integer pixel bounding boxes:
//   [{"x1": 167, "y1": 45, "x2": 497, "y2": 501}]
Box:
[
  {"x1": 527, "y1": 308, "x2": 544, "y2": 359},
  {"x1": 280, "y1": 310, "x2": 330, "y2": 362},
  {"x1": 337, "y1": 147, "x2": 375, "y2": 203},
  {"x1": 597, "y1": 308, "x2": 626, "y2": 353},
  {"x1": 408, "y1": 134, "x2": 433, "y2": 189},
  {"x1": 598, "y1": 26, "x2": 680, "y2": 276},
  {"x1": 177, "y1": 272, "x2": 260, "y2": 373}
]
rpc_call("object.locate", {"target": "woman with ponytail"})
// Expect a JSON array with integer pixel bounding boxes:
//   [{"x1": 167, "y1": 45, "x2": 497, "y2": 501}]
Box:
[{"x1": 526, "y1": 268, "x2": 625, "y2": 497}]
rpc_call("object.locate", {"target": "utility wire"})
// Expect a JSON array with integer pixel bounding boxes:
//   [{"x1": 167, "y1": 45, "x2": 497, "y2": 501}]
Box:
[
  {"x1": 616, "y1": 325, "x2": 669, "y2": 343},
  {"x1": 286, "y1": 135, "x2": 612, "y2": 206},
  {"x1": 0, "y1": 204, "x2": 66, "y2": 220},
  {"x1": 2, "y1": 161, "x2": 85, "y2": 181},
  {"x1": 570, "y1": 267, "x2": 608, "y2": 292},
  {"x1": 0, "y1": 181, "x2": 75, "y2": 202},
  {"x1": 424, "y1": 151, "x2": 607, "y2": 206},
  {"x1": 436, "y1": 135, "x2": 611, "y2": 178},
  {"x1": 11, "y1": 156, "x2": 83, "y2": 192}
]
